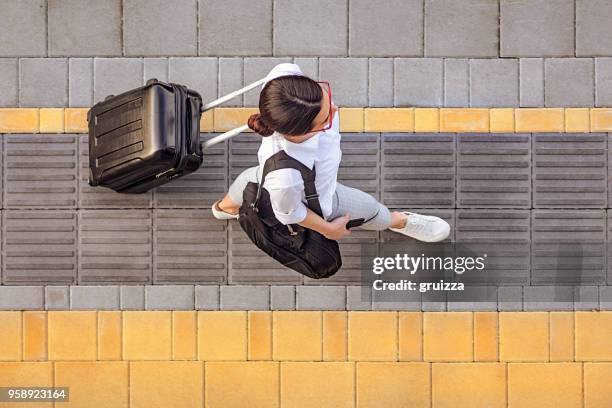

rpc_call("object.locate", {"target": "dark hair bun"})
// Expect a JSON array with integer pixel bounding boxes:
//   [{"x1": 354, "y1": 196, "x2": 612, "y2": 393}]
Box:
[{"x1": 247, "y1": 113, "x2": 274, "y2": 137}]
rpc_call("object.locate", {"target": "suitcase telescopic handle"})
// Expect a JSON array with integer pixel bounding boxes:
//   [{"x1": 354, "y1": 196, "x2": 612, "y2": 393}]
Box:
[
  {"x1": 199, "y1": 77, "x2": 268, "y2": 150},
  {"x1": 200, "y1": 77, "x2": 268, "y2": 113}
]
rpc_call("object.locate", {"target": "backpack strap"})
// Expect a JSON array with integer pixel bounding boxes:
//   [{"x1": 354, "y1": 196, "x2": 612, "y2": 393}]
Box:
[{"x1": 257, "y1": 150, "x2": 324, "y2": 218}]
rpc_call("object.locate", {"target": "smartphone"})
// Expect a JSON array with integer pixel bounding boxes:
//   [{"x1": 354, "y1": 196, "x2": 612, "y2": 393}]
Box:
[{"x1": 345, "y1": 218, "x2": 365, "y2": 229}]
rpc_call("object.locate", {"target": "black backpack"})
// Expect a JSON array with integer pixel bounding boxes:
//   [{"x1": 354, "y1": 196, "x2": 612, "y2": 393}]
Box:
[{"x1": 237, "y1": 150, "x2": 342, "y2": 279}]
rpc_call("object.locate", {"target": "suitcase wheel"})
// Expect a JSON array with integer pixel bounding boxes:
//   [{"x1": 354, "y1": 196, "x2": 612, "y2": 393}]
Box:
[
  {"x1": 104, "y1": 94, "x2": 115, "y2": 101},
  {"x1": 146, "y1": 78, "x2": 158, "y2": 86}
]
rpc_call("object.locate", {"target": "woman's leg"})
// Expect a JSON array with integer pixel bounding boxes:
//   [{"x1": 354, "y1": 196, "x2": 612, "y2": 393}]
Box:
[
  {"x1": 328, "y1": 183, "x2": 406, "y2": 230},
  {"x1": 215, "y1": 166, "x2": 260, "y2": 214},
  {"x1": 329, "y1": 183, "x2": 450, "y2": 241}
]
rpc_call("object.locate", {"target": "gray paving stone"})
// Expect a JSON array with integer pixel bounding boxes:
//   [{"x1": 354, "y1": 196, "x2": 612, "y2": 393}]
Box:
[
  {"x1": 447, "y1": 286, "x2": 498, "y2": 311},
  {"x1": 296, "y1": 286, "x2": 346, "y2": 310},
  {"x1": 48, "y1": 0, "x2": 121, "y2": 56},
  {"x1": 220, "y1": 285, "x2": 269, "y2": 310},
  {"x1": 0, "y1": 59, "x2": 18, "y2": 107},
  {"x1": 145, "y1": 285, "x2": 195, "y2": 310},
  {"x1": 523, "y1": 286, "x2": 574, "y2": 311},
  {"x1": 545, "y1": 58, "x2": 595, "y2": 107},
  {"x1": 19, "y1": 59, "x2": 68, "y2": 107},
  {"x1": 350, "y1": 0, "x2": 422, "y2": 57},
  {"x1": 243, "y1": 58, "x2": 292, "y2": 106},
  {"x1": 444, "y1": 58, "x2": 469, "y2": 107},
  {"x1": 270, "y1": 286, "x2": 295, "y2": 310},
  {"x1": 469, "y1": 59, "x2": 519, "y2": 107},
  {"x1": 457, "y1": 134, "x2": 531, "y2": 207},
  {"x1": 595, "y1": 58, "x2": 612, "y2": 107},
  {"x1": 123, "y1": 0, "x2": 197, "y2": 56},
  {"x1": 599, "y1": 286, "x2": 612, "y2": 310},
  {"x1": 218, "y1": 58, "x2": 243, "y2": 107},
  {"x1": 0, "y1": 0, "x2": 46, "y2": 56},
  {"x1": 195, "y1": 285, "x2": 219, "y2": 310},
  {"x1": 533, "y1": 134, "x2": 607, "y2": 208},
  {"x1": 4, "y1": 135, "x2": 76, "y2": 208},
  {"x1": 144, "y1": 58, "x2": 168, "y2": 83},
  {"x1": 3, "y1": 210, "x2": 76, "y2": 285},
  {"x1": 93, "y1": 58, "x2": 143, "y2": 104},
  {"x1": 500, "y1": 0, "x2": 574, "y2": 57},
  {"x1": 120, "y1": 285, "x2": 145, "y2": 310},
  {"x1": 169, "y1": 58, "x2": 218, "y2": 105},
  {"x1": 346, "y1": 286, "x2": 372, "y2": 310},
  {"x1": 70, "y1": 286, "x2": 120, "y2": 310},
  {"x1": 421, "y1": 292, "x2": 447, "y2": 312},
  {"x1": 293, "y1": 58, "x2": 319, "y2": 80},
  {"x1": 154, "y1": 134, "x2": 226, "y2": 208},
  {"x1": 425, "y1": 0, "x2": 498, "y2": 57},
  {"x1": 318, "y1": 58, "x2": 368, "y2": 107},
  {"x1": 381, "y1": 134, "x2": 455, "y2": 208},
  {"x1": 455, "y1": 210, "x2": 531, "y2": 285},
  {"x1": 372, "y1": 289, "x2": 421, "y2": 311},
  {"x1": 574, "y1": 286, "x2": 599, "y2": 311},
  {"x1": 274, "y1": 0, "x2": 347, "y2": 56},
  {"x1": 45, "y1": 286, "x2": 70, "y2": 310},
  {"x1": 69, "y1": 58, "x2": 93, "y2": 107},
  {"x1": 78, "y1": 210, "x2": 152, "y2": 284},
  {"x1": 576, "y1": 0, "x2": 612, "y2": 57},
  {"x1": 199, "y1": 0, "x2": 272, "y2": 56},
  {"x1": 532, "y1": 210, "x2": 606, "y2": 285},
  {"x1": 369, "y1": 58, "x2": 394, "y2": 107},
  {"x1": 0, "y1": 286, "x2": 44, "y2": 310},
  {"x1": 497, "y1": 286, "x2": 523, "y2": 311},
  {"x1": 519, "y1": 58, "x2": 544, "y2": 107},
  {"x1": 395, "y1": 58, "x2": 443, "y2": 106},
  {"x1": 153, "y1": 210, "x2": 227, "y2": 284}
]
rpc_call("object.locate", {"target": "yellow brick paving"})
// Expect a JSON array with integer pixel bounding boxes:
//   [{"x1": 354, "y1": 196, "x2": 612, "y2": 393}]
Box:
[
  {"x1": 2, "y1": 107, "x2": 612, "y2": 134},
  {"x1": 0, "y1": 311, "x2": 610, "y2": 407}
]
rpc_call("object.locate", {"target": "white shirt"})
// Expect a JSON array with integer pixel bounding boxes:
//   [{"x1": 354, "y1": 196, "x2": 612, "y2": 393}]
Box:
[{"x1": 255, "y1": 63, "x2": 342, "y2": 225}]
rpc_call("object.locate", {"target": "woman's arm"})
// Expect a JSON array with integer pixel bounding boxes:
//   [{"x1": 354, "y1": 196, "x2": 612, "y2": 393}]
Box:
[{"x1": 298, "y1": 208, "x2": 351, "y2": 241}]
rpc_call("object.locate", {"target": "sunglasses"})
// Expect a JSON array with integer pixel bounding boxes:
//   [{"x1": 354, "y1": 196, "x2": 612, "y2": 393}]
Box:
[{"x1": 308, "y1": 81, "x2": 333, "y2": 133}]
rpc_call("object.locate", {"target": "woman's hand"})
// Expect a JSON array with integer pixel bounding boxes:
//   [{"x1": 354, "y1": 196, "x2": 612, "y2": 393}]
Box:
[
  {"x1": 321, "y1": 213, "x2": 351, "y2": 240},
  {"x1": 297, "y1": 209, "x2": 351, "y2": 241}
]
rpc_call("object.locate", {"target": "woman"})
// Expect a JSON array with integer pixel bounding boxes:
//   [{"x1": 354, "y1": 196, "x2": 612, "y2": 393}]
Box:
[{"x1": 211, "y1": 63, "x2": 450, "y2": 243}]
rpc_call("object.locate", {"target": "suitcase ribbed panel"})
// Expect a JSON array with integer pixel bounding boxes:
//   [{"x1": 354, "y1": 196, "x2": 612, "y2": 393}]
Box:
[
  {"x1": 532, "y1": 210, "x2": 605, "y2": 284},
  {"x1": 79, "y1": 135, "x2": 152, "y2": 208},
  {"x1": 381, "y1": 134, "x2": 455, "y2": 208},
  {"x1": 228, "y1": 223, "x2": 302, "y2": 284},
  {"x1": 153, "y1": 209, "x2": 227, "y2": 284},
  {"x1": 533, "y1": 133, "x2": 607, "y2": 208},
  {"x1": 457, "y1": 134, "x2": 531, "y2": 208},
  {"x1": 338, "y1": 133, "x2": 379, "y2": 200},
  {"x1": 229, "y1": 134, "x2": 260, "y2": 184},
  {"x1": 455, "y1": 210, "x2": 531, "y2": 285},
  {"x1": 4, "y1": 135, "x2": 77, "y2": 208},
  {"x1": 78, "y1": 210, "x2": 152, "y2": 284},
  {"x1": 304, "y1": 229, "x2": 378, "y2": 285},
  {"x1": 3, "y1": 210, "x2": 76, "y2": 284},
  {"x1": 92, "y1": 97, "x2": 145, "y2": 167},
  {"x1": 154, "y1": 134, "x2": 227, "y2": 208}
]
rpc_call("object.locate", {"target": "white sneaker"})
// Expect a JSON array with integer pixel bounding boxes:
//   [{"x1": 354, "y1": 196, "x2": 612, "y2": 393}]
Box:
[
  {"x1": 211, "y1": 200, "x2": 239, "y2": 220},
  {"x1": 389, "y1": 212, "x2": 450, "y2": 242}
]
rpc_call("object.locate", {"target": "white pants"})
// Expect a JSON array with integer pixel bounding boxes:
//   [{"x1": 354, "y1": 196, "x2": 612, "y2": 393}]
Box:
[{"x1": 227, "y1": 166, "x2": 392, "y2": 230}]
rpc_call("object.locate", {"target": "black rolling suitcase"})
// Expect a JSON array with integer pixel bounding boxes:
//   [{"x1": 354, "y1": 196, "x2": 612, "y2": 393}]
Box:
[{"x1": 87, "y1": 77, "x2": 267, "y2": 193}]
